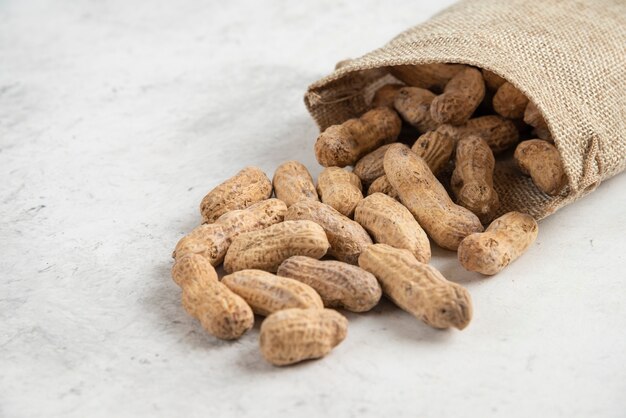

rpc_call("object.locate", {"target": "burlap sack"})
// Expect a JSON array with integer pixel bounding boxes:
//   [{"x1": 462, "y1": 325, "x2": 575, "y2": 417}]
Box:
[{"x1": 304, "y1": 0, "x2": 626, "y2": 220}]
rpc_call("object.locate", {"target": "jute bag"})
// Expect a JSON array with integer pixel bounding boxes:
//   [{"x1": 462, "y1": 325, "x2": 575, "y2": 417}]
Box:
[{"x1": 304, "y1": 0, "x2": 626, "y2": 219}]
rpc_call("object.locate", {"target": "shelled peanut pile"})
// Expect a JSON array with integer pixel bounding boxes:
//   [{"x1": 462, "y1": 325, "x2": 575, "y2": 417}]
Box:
[{"x1": 171, "y1": 63, "x2": 565, "y2": 366}]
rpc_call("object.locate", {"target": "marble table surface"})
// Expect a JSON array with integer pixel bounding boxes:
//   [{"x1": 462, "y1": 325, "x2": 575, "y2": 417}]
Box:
[{"x1": 1, "y1": 1, "x2": 625, "y2": 417}]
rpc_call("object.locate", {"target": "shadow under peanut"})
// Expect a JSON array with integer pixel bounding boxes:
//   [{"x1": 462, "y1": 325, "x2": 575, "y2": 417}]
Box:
[{"x1": 429, "y1": 245, "x2": 488, "y2": 285}]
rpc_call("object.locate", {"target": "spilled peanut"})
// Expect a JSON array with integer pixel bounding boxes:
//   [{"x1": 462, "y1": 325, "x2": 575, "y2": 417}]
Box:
[
  {"x1": 260, "y1": 308, "x2": 348, "y2": 366},
  {"x1": 367, "y1": 175, "x2": 399, "y2": 199},
  {"x1": 174, "y1": 198, "x2": 287, "y2": 265},
  {"x1": 354, "y1": 193, "x2": 431, "y2": 263},
  {"x1": 200, "y1": 166, "x2": 272, "y2": 223},
  {"x1": 285, "y1": 200, "x2": 372, "y2": 265},
  {"x1": 359, "y1": 244, "x2": 472, "y2": 330},
  {"x1": 171, "y1": 254, "x2": 254, "y2": 340},
  {"x1": 384, "y1": 144, "x2": 483, "y2": 250},
  {"x1": 222, "y1": 269, "x2": 323, "y2": 315},
  {"x1": 458, "y1": 211, "x2": 538, "y2": 275},
  {"x1": 277, "y1": 256, "x2": 381, "y2": 312},
  {"x1": 224, "y1": 220, "x2": 330, "y2": 273},
  {"x1": 316, "y1": 167, "x2": 363, "y2": 217},
  {"x1": 272, "y1": 161, "x2": 318, "y2": 207}
]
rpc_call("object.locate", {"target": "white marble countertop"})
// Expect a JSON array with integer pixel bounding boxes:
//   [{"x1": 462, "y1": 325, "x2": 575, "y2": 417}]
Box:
[{"x1": 1, "y1": 1, "x2": 625, "y2": 417}]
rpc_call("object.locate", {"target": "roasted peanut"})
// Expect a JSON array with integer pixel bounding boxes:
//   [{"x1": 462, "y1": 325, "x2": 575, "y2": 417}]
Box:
[
  {"x1": 359, "y1": 244, "x2": 472, "y2": 330},
  {"x1": 171, "y1": 254, "x2": 254, "y2": 340},
  {"x1": 458, "y1": 211, "x2": 538, "y2": 275},
  {"x1": 367, "y1": 175, "x2": 399, "y2": 199},
  {"x1": 259, "y1": 308, "x2": 348, "y2": 366},
  {"x1": 388, "y1": 63, "x2": 467, "y2": 93},
  {"x1": 224, "y1": 220, "x2": 330, "y2": 273},
  {"x1": 493, "y1": 82, "x2": 529, "y2": 120},
  {"x1": 272, "y1": 161, "x2": 318, "y2": 207},
  {"x1": 277, "y1": 256, "x2": 381, "y2": 312},
  {"x1": 436, "y1": 115, "x2": 519, "y2": 153},
  {"x1": 384, "y1": 144, "x2": 483, "y2": 250},
  {"x1": 371, "y1": 83, "x2": 403, "y2": 108},
  {"x1": 173, "y1": 224, "x2": 226, "y2": 263},
  {"x1": 314, "y1": 107, "x2": 402, "y2": 167},
  {"x1": 524, "y1": 101, "x2": 552, "y2": 141},
  {"x1": 481, "y1": 69, "x2": 506, "y2": 92},
  {"x1": 222, "y1": 269, "x2": 323, "y2": 316},
  {"x1": 174, "y1": 199, "x2": 287, "y2": 265},
  {"x1": 430, "y1": 67, "x2": 485, "y2": 126},
  {"x1": 367, "y1": 175, "x2": 400, "y2": 201},
  {"x1": 411, "y1": 130, "x2": 455, "y2": 175},
  {"x1": 353, "y1": 144, "x2": 392, "y2": 186},
  {"x1": 316, "y1": 167, "x2": 363, "y2": 217},
  {"x1": 514, "y1": 139, "x2": 567, "y2": 196},
  {"x1": 354, "y1": 193, "x2": 431, "y2": 263},
  {"x1": 285, "y1": 200, "x2": 372, "y2": 265},
  {"x1": 451, "y1": 136, "x2": 500, "y2": 224},
  {"x1": 200, "y1": 166, "x2": 272, "y2": 223},
  {"x1": 393, "y1": 87, "x2": 438, "y2": 133}
]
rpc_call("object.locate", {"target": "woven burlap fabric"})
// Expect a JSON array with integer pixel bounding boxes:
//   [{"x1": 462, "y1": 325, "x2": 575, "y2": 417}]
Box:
[{"x1": 304, "y1": 0, "x2": 626, "y2": 219}]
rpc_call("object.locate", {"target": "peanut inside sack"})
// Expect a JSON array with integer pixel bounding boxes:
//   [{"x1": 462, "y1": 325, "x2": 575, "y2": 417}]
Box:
[{"x1": 305, "y1": 0, "x2": 626, "y2": 220}]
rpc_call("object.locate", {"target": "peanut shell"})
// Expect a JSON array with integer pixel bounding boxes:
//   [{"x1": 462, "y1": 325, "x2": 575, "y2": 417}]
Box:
[
  {"x1": 222, "y1": 269, "x2": 323, "y2": 316},
  {"x1": 524, "y1": 101, "x2": 552, "y2": 141},
  {"x1": 481, "y1": 69, "x2": 507, "y2": 92},
  {"x1": 171, "y1": 254, "x2": 254, "y2": 340},
  {"x1": 353, "y1": 144, "x2": 392, "y2": 186},
  {"x1": 277, "y1": 256, "x2": 381, "y2": 312},
  {"x1": 314, "y1": 107, "x2": 402, "y2": 167},
  {"x1": 393, "y1": 87, "x2": 438, "y2": 133},
  {"x1": 514, "y1": 139, "x2": 567, "y2": 196},
  {"x1": 317, "y1": 167, "x2": 363, "y2": 217},
  {"x1": 436, "y1": 115, "x2": 519, "y2": 153},
  {"x1": 174, "y1": 199, "x2": 287, "y2": 265},
  {"x1": 285, "y1": 200, "x2": 372, "y2": 265},
  {"x1": 430, "y1": 67, "x2": 485, "y2": 126},
  {"x1": 259, "y1": 308, "x2": 348, "y2": 366},
  {"x1": 273, "y1": 161, "x2": 318, "y2": 207},
  {"x1": 451, "y1": 136, "x2": 500, "y2": 224},
  {"x1": 388, "y1": 63, "x2": 467, "y2": 92},
  {"x1": 359, "y1": 244, "x2": 472, "y2": 330},
  {"x1": 371, "y1": 83, "x2": 404, "y2": 108},
  {"x1": 411, "y1": 130, "x2": 455, "y2": 175},
  {"x1": 200, "y1": 166, "x2": 272, "y2": 223},
  {"x1": 493, "y1": 82, "x2": 529, "y2": 119},
  {"x1": 367, "y1": 175, "x2": 399, "y2": 199},
  {"x1": 224, "y1": 220, "x2": 330, "y2": 273},
  {"x1": 384, "y1": 144, "x2": 483, "y2": 251},
  {"x1": 458, "y1": 211, "x2": 538, "y2": 275},
  {"x1": 354, "y1": 193, "x2": 431, "y2": 263}
]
